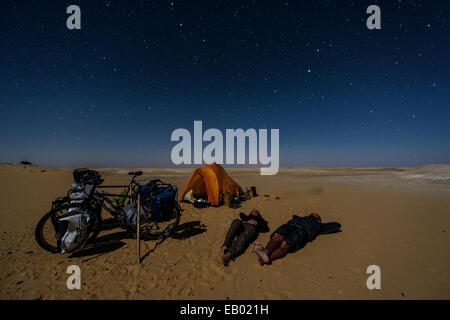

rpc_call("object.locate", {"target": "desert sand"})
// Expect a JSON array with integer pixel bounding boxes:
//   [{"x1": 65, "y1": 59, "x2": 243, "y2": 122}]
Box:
[{"x1": 0, "y1": 164, "x2": 449, "y2": 299}]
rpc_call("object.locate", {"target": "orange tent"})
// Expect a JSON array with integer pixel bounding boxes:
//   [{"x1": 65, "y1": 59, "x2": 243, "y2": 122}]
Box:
[{"x1": 180, "y1": 163, "x2": 243, "y2": 206}]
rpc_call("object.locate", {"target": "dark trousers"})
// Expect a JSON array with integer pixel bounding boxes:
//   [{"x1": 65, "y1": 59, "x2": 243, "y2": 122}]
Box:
[{"x1": 222, "y1": 219, "x2": 257, "y2": 258}]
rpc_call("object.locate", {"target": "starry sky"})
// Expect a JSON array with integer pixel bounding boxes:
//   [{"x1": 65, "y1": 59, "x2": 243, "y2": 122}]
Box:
[{"x1": 1, "y1": 0, "x2": 449, "y2": 167}]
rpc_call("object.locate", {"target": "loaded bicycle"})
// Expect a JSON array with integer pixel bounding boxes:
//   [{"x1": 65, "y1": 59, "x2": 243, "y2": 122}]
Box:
[{"x1": 35, "y1": 168, "x2": 181, "y2": 254}]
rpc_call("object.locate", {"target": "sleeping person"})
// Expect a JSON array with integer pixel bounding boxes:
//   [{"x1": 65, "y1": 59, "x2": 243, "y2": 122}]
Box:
[
  {"x1": 219, "y1": 209, "x2": 269, "y2": 266},
  {"x1": 252, "y1": 213, "x2": 341, "y2": 265}
]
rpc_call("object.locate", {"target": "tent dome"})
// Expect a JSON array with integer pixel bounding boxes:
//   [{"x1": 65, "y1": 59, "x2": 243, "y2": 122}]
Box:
[{"x1": 180, "y1": 163, "x2": 243, "y2": 206}]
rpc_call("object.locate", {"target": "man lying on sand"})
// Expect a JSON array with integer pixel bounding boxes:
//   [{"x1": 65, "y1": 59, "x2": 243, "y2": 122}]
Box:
[
  {"x1": 253, "y1": 213, "x2": 341, "y2": 265},
  {"x1": 219, "y1": 209, "x2": 269, "y2": 266}
]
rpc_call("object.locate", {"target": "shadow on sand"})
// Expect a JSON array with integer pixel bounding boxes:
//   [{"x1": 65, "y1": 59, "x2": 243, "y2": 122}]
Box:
[
  {"x1": 72, "y1": 219, "x2": 207, "y2": 262},
  {"x1": 139, "y1": 220, "x2": 207, "y2": 262}
]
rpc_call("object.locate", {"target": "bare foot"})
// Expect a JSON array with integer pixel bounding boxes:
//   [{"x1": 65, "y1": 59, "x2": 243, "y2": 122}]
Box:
[
  {"x1": 219, "y1": 246, "x2": 232, "y2": 265},
  {"x1": 255, "y1": 253, "x2": 265, "y2": 265},
  {"x1": 219, "y1": 246, "x2": 227, "y2": 257},
  {"x1": 252, "y1": 242, "x2": 262, "y2": 253},
  {"x1": 253, "y1": 243, "x2": 269, "y2": 265},
  {"x1": 220, "y1": 252, "x2": 232, "y2": 266}
]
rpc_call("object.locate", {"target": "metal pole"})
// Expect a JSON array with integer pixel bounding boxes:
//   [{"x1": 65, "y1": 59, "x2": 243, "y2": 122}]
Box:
[{"x1": 137, "y1": 192, "x2": 140, "y2": 264}]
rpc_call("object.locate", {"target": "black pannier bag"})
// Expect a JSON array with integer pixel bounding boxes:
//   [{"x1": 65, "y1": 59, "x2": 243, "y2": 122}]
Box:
[{"x1": 73, "y1": 168, "x2": 103, "y2": 185}]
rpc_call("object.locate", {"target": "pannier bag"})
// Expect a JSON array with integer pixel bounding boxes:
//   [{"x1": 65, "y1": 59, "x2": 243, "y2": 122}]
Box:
[
  {"x1": 54, "y1": 170, "x2": 103, "y2": 254},
  {"x1": 73, "y1": 168, "x2": 103, "y2": 186},
  {"x1": 69, "y1": 189, "x2": 88, "y2": 207},
  {"x1": 143, "y1": 184, "x2": 177, "y2": 222},
  {"x1": 120, "y1": 202, "x2": 147, "y2": 227},
  {"x1": 57, "y1": 211, "x2": 90, "y2": 253},
  {"x1": 120, "y1": 180, "x2": 178, "y2": 226}
]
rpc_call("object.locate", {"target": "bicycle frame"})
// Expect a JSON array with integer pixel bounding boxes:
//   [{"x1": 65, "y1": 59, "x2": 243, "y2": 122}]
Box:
[
  {"x1": 37, "y1": 170, "x2": 181, "y2": 254},
  {"x1": 88, "y1": 174, "x2": 141, "y2": 218}
]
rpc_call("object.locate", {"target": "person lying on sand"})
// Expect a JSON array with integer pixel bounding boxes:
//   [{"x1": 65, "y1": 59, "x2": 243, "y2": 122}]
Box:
[
  {"x1": 253, "y1": 213, "x2": 341, "y2": 265},
  {"x1": 219, "y1": 209, "x2": 269, "y2": 266}
]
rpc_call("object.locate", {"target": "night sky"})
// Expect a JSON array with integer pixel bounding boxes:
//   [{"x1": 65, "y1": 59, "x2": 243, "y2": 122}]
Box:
[{"x1": 1, "y1": 1, "x2": 449, "y2": 167}]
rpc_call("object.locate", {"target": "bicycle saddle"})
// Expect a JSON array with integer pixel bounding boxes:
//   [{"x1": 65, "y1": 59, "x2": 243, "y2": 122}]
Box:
[{"x1": 128, "y1": 171, "x2": 143, "y2": 176}]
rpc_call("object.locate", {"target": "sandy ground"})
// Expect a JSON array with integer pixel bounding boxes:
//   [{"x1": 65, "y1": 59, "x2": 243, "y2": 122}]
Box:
[{"x1": 0, "y1": 164, "x2": 449, "y2": 300}]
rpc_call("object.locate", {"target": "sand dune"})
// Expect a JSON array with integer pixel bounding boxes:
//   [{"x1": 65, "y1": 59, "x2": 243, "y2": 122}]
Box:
[{"x1": 0, "y1": 164, "x2": 449, "y2": 299}]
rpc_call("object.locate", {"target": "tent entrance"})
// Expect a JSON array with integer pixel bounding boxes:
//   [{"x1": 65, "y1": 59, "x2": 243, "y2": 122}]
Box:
[{"x1": 180, "y1": 163, "x2": 243, "y2": 206}]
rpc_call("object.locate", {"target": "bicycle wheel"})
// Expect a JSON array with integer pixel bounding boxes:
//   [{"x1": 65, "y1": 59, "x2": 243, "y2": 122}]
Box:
[
  {"x1": 35, "y1": 204, "x2": 102, "y2": 253},
  {"x1": 35, "y1": 206, "x2": 65, "y2": 253},
  {"x1": 140, "y1": 203, "x2": 181, "y2": 240}
]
